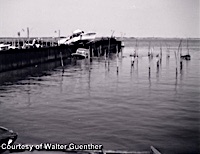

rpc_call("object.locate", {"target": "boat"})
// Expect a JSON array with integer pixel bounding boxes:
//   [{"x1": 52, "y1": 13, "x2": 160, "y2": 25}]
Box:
[
  {"x1": 0, "y1": 126, "x2": 18, "y2": 153},
  {"x1": 180, "y1": 40, "x2": 191, "y2": 60},
  {"x1": 181, "y1": 54, "x2": 191, "y2": 60},
  {"x1": 80, "y1": 32, "x2": 96, "y2": 43},
  {"x1": 65, "y1": 29, "x2": 84, "y2": 45},
  {"x1": 0, "y1": 44, "x2": 10, "y2": 51},
  {"x1": 58, "y1": 29, "x2": 96, "y2": 45},
  {"x1": 58, "y1": 37, "x2": 70, "y2": 45},
  {"x1": 22, "y1": 39, "x2": 41, "y2": 49},
  {"x1": 121, "y1": 41, "x2": 125, "y2": 47},
  {"x1": 8, "y1": 45, "x2": 19, "y2": 50},
  {"x1": 71, "y1": 48, "x2": 89, "y2": 59},
  {"x1": 0, "y1": 44, "x2": 19, "y2": 51}
]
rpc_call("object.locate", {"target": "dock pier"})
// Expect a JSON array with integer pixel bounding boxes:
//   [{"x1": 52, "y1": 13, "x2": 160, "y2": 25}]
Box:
[{"x1": 0, "y1": 37, "x2": 121, "y2": 72}]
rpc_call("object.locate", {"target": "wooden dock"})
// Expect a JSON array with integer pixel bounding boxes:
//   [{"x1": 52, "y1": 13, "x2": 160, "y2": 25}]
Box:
[{"x1": 0, "y1": 37, "x2": 121, "y2": 73}]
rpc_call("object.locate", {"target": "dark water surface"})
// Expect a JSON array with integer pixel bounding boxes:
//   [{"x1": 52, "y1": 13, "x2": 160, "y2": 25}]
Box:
[{"x1": 0, "y1": 39, "x2": 199, "y2": 154}]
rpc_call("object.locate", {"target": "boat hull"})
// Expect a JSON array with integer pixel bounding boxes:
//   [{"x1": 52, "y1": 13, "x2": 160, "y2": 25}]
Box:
[{"x1": 71, "y1": 53, "x2": 87, "y2": 59}]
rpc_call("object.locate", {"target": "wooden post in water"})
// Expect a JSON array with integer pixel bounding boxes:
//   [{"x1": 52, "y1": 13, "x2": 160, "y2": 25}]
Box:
[
  {"x1": 116, "y1": 45, "x2": 119, "y2": 73},
  {"x1": 131, "y1": 55, "x2": 134, "y2": 67},
  {"x1": 174, "y1": 51, "x2": 178, "y2": 76},
  {"x1": 180, "y1": 58, "x2": 183, "y2": 71},
  {"x1": 160, "y1": 43, "x2": 162, "y2": 65},
  {"x1": 60, "y1": 51, "x2": 64, "y2": 69},
  {"x1": 166, "y1": 44, "x2": 170, "y2": 58},
  {"x1": 107, "y1": 38, "x2": 110, "y2": 67},
  {"x1": 97, "y1": 46, "x2": 100, "y2": 58},
  {"x1": 121, "y1": 45, "x2": 123, "y2": 58},
  {"x1": 148, "y1": 41, "x2": 151, "y2": 57},
  {"x1": 178, "y1": 40, "x2": 182, "y2": 58},
  {"x1": 187, "y1": 39, "x2": 189, "y2": 55},
  {"x1": 186, "y1": 39, "x2": 191, "y2": 59},
  {"x1": 90, "y1": 46, "x2": 93, "y2": 62},
  {"x1": 91, "y1": 48, "x2": 94, "y2": 59},
  {"x1": 22, "y1": 38, "x2": 25, "y2": 48},
  {"x1": 104, "y1": 49, "x2": 107, "y2": 64},
  {"x1": 156, "y1": 55, "x2": 160, "y2": 69},
  {"x1": 88, "y1": 46, "x2": 91, "y2": 72},
  {"x1": 148, "y1": 55, "x2": 151, "y2": 72},
  {"x1": 100, "y1": 45, "x2": 102, "y2": 56},
  {"x1": 88, "y1": 45, "x2": 91, "y2": 59},
  {"x1": 108, "y1": 38, "x2": 110, "y2": 56}
]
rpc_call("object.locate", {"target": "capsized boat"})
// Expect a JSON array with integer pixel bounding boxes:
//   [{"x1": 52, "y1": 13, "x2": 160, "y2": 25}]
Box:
[{"x1": 71, "y1": 48, "x2": 89, "y2": 59}]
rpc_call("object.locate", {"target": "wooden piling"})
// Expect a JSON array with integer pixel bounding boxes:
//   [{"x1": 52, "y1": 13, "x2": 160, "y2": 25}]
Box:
[
  {"x1": 60, "y1": 51, "x2": 64, "y2": 68},
  {"x1": 148, "y1": 55, "x2": 151, "y2": 71},
  {"x1": 180, "y1": 59, "x2": 183, "y2": 71},
  {"x1": 160, "y1": 44, "x2": 162, "y2": 65},
  {"x1": 157, "y1": 56, "x2": 159, "y2": 68},
  {"x1": 100, "y1": 45, "x2": 102, "y2": 56},
  {"x1": 97, "y1": 47, "x2": 100, "y2": 57},
  {"x1": 174, "y1": 51, "x2": 178, "y2": 75},
  {"x1": 131, "y1": 55, "x2": 134, "y2": 67},
  {"x1": 116, "y1": 46, "x2": 119, "y2": 73},
  {"x1": 92, "y1": 48, "x2": 94, "y2": 58}
]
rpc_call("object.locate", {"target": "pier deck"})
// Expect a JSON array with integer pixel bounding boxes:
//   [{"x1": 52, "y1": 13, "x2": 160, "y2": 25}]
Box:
[{"x1": 0, "y1": 37, "x2": 121, "y2": 73}]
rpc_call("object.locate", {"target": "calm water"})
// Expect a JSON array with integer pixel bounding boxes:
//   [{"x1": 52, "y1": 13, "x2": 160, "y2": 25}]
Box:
[{"x1": 0, "y1": 39, "x2": 199, "y2": 154}]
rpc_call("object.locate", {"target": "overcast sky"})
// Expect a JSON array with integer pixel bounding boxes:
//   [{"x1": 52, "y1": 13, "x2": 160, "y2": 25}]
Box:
[{"x1": 0, "y1": 0, "x2": 199, "y2": 38}]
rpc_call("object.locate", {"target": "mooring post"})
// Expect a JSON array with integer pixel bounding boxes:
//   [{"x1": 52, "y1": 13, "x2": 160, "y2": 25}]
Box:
[
  {"x1": 104, "y1": 49, "x2": 107, "y2": 62},
  {"x1": 160, "y1": 45, "x2": 162, "y2": 65},
  {"x1": 120, "y1": 45, "x2": 123, "y2": 58},
  {"x1": 180, "y1": 59, "x2": 183, "y2": 71},
  {"x1": 90, "y1": 46, "x2": 93, "y2": 62},
  {"x1": 97, "y1": 47, "x2": 100, "y2": 58},
  {"x1": 157, "y1": 55, "x2": 160, "y2": 68},
  {"x1": 108, "y1": 37, "x2": 111, "y2": 53},
  {"x1": 100, "y1": 45, "x2": 102, "y2": 56},
  {"x1": 131, "y1": 55, "x2": 134, "y2": 67},
  {"x1": 60, "y1": 51, "x2": 64, "y2": 69},
  {"x1": 92, "y1": 48, "x2": 94, "y2": 58},
  {"x1": 88, "y1": 45, "x2": 91, "y2": 59},
  {"x1": 116, "y1": 45, "x2": 119, "y2": 73},
  {"x1": 149, "y1": 56, "x2": 151, "y2": 71},
  {"x1": 22, "y1": 38, "x2": 25, "y2": 48},
  {"x1": 174, "y1": 51, "x2": 178, "y2": 76},
  {"x1": 18, "y1": 36, "x2": 20, "y2": 49},
  {"x1": 187, "y1": 39, "x2": 190, "y2": 56},
  {"x1": 166, "y1": 45, "x2": 170, "y2": 58}
]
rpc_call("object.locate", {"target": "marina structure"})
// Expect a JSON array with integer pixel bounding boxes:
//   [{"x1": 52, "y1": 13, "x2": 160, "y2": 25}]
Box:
[{"x1": 0, "y1": 36, "x2": 122, "y2": 73}]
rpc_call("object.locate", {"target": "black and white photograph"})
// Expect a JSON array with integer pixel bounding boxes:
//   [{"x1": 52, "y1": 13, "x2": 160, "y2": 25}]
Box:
[{"x1": 0, "y1": 0, "x2": 199, "y2": 154}]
